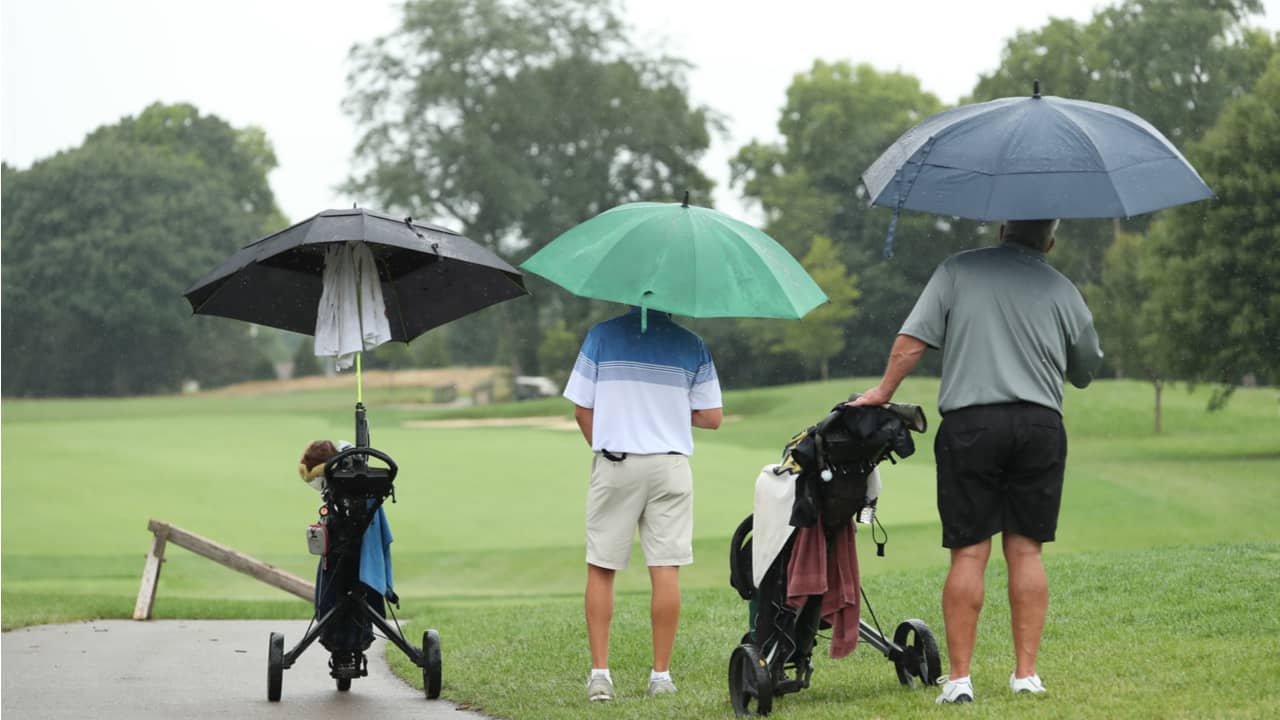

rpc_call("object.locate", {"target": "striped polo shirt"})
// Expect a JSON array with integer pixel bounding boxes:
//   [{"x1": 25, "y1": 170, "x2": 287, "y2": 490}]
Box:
[{"x1": 563, "y1": 308, "x2": 722, "y2": 456}]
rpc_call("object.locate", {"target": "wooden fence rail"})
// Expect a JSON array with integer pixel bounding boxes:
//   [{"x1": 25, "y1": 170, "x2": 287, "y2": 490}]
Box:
[{"x1": 133, "y1": 519, "x2": 314, "y2": 620}]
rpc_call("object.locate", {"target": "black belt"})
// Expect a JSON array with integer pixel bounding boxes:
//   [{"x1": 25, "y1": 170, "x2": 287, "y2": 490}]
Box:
[{"x1": 601, "y1": 450, "x2": 682, "y2": 462}]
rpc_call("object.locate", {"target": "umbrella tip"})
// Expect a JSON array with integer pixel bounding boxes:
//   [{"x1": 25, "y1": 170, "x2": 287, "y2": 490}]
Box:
[
  {"x1": 682, "y1": 190, "x2": 690, "y2": 208},
  {"x1": 1033, "y1": 79, "x2": 1041, "y2": 98}
]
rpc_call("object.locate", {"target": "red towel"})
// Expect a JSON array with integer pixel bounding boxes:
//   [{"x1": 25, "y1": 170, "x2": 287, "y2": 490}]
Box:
[{"x1": 785, "y1": 519, "x2": 861, "y2": 658}]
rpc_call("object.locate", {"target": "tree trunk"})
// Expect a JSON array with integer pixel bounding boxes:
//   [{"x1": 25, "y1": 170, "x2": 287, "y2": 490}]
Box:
[
  {"x1": 1153, "y1": 377, "x2": 1164, "y2": 434},
  {"x1": 820, "y1": 357, "x2": 830, "y2": 382}
]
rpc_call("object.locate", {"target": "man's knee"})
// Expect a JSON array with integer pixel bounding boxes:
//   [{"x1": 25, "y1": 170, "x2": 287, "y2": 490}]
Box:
[
  {"x1": 1002, "y1": 532, "x2": 1043, "y2": 559},
  {"x1": 588, "y1": 564, "x2": 617, "y2": 582},
  {"x1": 950, "y1": 538, "x2": 992, "y2": 565}
]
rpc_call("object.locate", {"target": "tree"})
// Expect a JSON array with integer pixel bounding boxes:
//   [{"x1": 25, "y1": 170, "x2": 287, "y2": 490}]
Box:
[
  {"x1": 1084, "y1": 231, "x2": 1169, "y2": 431},
  {"x1": 1, "y1": 103, "x2": 284, "y2": 396},
  {"x1": 536, "y1": 320, "x2": 579, "y2": 388},
  {"x1": 1140, "y1": 52, "x2": 1280, "y2": 402},
  {"x1": 732, "y1": 61, "x2": 963, "y2": 379},
  {"x1": 970, "y1": 0, "x2": 1275, "y2": 286},
  {"x1": 343, "y1": 0, "x2": 715, "y2": 375},
  {"x1": 774, "y1": 236, "x2": 859, "y2": 381}
]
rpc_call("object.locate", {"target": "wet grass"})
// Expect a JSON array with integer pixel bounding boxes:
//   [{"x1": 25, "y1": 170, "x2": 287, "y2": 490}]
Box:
[
  {"x1": 3, "y1": 378, "x2": 1279, "y2": 716},
  {"x1": 386, "y1": 543, "x2": 1280, "y2": 719}
]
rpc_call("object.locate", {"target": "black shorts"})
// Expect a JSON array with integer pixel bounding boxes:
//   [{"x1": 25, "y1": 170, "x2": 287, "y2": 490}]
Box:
[{"x1": 935, "y1": 402, "x2": 1067, "y2": 549}]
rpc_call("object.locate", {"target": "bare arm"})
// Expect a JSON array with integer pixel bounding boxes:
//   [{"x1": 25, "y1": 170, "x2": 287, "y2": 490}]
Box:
[
  {"x1": 850, "y1": 334, "x2": 928, "y2": 406},
  {"x1": 692, "y1": 407, "x2": 723, "y2": 430},
  {"x1": 574, "y1": 405, "x2": 594, "y2": 447}
]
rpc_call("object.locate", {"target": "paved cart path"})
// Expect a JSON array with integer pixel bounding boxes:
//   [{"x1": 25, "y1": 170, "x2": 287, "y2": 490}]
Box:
[{"x1": 2, "y1": 620, "x2": 493, "y2": 720}]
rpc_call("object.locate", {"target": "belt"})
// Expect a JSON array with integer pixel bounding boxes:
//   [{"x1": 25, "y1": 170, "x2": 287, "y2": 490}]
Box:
[{"x1": 601, "y1": 450, "x2": 683, "y2": 462}]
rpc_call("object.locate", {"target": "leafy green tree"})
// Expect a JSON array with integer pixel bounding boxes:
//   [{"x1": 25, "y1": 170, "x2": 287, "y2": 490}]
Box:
[
  {"x1": 774, "y1": 236, "x2": 858, "y2": 381},
  {"x1": 536, "y1": 320, "x2": 580, "y2": 388},
  {"x1": 732, "y1": 61, "x2": 964, "y2": 378},
  {"x1": 973, "y1": 0, "x2": 1271, "y2": 142},
  {"x1": 343, "y1": 0, "x2": 715, "y2": 374},
  {"x1": 1084, "y1": 231, "x2": 1169, "y2": 431},
  {"x1": 1140, "y1": 52, "x2": 1280, "y2": 402},
  {"x1": 970, "y1": 0, "x2": 1275, "y2": 286},
  {"x1": 1, "y1": 103, "x2": 284, "y2": 396}
]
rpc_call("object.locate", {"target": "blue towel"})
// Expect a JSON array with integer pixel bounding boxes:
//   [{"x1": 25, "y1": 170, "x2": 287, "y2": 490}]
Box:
[{"x1": 358, "y1": 505, "x2": 394, "y2": 599}]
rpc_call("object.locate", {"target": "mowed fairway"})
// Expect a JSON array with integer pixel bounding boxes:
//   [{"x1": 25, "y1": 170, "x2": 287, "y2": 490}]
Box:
[{"x1": 4, "y1": 377, "x2": 1279, "y2": 717}]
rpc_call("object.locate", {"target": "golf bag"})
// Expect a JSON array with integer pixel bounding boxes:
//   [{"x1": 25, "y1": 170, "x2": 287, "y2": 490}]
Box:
[
  {"x1": 727, "y1": 400, "x2": 941, "y2": 716},
  {"x1": 266, "y1": 403, "x2": 442, "y2": 702}
]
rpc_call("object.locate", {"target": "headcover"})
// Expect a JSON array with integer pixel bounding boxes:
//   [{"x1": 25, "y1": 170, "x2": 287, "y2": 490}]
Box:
[{"x1": 784, "y1": 403, "x2": 925, "y2": 529}]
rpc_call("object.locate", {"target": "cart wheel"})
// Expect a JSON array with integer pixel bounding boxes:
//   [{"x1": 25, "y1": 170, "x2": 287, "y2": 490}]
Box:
[
  {"x1": 336, "y1": 677, "x2": 352, "y2": 692},
  {"x1": 892, "y1": 619, "x2": 942, "y2": 687},
  {"x1": 267, "y1": 632, "x2": 284, "y2": 702},
  {"x1": 729, "y1": 644, "x2": 773, "y2": 716},
  {"x1": 422, "y1": 629, "x2": 442, "y2": 699}
]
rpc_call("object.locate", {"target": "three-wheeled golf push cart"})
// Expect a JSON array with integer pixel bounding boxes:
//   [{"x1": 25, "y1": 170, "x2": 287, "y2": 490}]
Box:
[
  {"x1": 267, "y1": 403, "x2": 442, "y2": 701},
  {"x1": 727, "y1": 399, "x2": 942, "y2": 715}
]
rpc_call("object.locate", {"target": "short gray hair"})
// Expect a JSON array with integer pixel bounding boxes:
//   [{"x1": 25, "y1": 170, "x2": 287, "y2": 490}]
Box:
[{"x1": 1004, "y1": 219, "x2": 1060, "y2": 251}]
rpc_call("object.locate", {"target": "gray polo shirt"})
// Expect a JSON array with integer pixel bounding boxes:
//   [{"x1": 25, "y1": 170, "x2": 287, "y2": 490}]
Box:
[{"x1": 900, "y1": 242, "x2": 1103, "y2": 415}]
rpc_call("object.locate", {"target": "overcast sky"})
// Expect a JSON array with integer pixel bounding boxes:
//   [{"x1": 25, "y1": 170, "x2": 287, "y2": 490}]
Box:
[{"x1": 4, "y1": 0, "x2": 1277, "y2": 226}]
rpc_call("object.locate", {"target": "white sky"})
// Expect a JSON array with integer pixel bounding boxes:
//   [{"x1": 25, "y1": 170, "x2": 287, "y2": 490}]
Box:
[{"x1": 4, "y1": 0, "x2": 1277, "y2": 225}]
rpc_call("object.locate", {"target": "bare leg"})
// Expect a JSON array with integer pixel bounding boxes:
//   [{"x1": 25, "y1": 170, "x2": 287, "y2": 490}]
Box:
[
  {"x1": 586, "y1": 564, "x2": 616, "y2": 669},
  {"x1": 1003, "y1": 533, "x2": 1047, "y2": 678},
  {"x1": 942, "y1": 539, "x2": 992, "y2": 678},
  {"x1": 648, "y1": 566, "x2": 680, "y2": 672}
]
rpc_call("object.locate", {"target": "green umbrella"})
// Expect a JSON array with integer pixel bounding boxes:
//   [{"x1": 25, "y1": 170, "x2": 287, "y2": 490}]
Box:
[{"x1": 521, "y1": 197, "x2": 827, "y2": 327}]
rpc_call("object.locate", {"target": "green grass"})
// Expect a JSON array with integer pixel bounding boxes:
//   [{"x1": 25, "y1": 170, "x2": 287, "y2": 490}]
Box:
[
  {"x1": 387, "y1": 544, "x2": 1280, "y2": 720},
  {"x1": 4, "y1": 377, "x2": 1280, "y2": 717}
]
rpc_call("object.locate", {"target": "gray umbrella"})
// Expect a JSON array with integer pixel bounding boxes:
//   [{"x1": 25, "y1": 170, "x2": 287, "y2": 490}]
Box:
[
  {"x1": 184, "y1": 208, "x2": 528, "y2": 341},
  {"x1": 862, "y1": 82, "x2": 1214, "y2": 255}
]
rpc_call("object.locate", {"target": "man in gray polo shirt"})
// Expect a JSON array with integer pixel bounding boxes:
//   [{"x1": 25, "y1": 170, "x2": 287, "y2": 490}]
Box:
[{"x1": 852, "y1": 219, "x2": 1102, "y2": 704}]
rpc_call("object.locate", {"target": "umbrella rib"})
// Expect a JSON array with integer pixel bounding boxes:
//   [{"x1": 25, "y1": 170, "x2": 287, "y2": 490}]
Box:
[
  {"x1": 700, "y1": 211, "x2": 810, "y2": 318},
  {"x1": 1046, "y1": 101, "x2": 1109, "y2": 170}
]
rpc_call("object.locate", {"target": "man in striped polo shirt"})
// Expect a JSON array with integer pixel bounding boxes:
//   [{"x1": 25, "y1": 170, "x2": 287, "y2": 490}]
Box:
[{"x1": 563, "y1": 306, "x2": 723, "y2": 702}]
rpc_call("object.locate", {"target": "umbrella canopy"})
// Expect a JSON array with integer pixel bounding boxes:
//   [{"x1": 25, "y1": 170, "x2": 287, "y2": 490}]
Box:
[
  {"x1": 862, "y1": 83, "x2": 1213, "y2": 253},
  {"x1": 185, "y1": 208, "x2": 528, "y2": 341},
  {"x1": 520, "y1": 199, "x2": 827, "y2": 320}
]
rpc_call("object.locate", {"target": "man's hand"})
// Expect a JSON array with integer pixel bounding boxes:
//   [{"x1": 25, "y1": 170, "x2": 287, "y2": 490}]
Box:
[
  {"x1": 847, "y1": 386, "x2": 893, "y2": 407},
  {"x1": 692, "y1": 407, "x2": 722, "y2": 430}
]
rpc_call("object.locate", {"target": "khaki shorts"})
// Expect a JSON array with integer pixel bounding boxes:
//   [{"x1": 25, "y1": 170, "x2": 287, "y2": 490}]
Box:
[{"x1": 586, "y1": 453, "x2": 693, "y2": 570}]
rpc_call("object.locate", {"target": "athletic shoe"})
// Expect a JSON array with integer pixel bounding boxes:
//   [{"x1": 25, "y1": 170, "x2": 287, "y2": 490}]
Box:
[
  {"x1": 936, "y1": 676, "x2": 975, "y2": 704},
  {"x1": 1010, "y1": 673, "x2": 1046, "y2": 694},
  {"x1": 586, "y1": 674, "x2": 615, "y2": 702},
  {"x1": 647, "y1": 676, "x2": 677, "y2": 697}
]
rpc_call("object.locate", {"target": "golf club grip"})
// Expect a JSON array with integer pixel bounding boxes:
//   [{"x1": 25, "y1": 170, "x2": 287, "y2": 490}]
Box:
[{"x1": 324, "y1": 446, "x2": 398, "y2": 481}]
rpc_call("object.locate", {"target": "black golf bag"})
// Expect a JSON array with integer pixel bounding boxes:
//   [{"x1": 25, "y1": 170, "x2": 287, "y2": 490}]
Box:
[
  {"x1": 727, "y1": 400, "x2": 941, "y2": 716},
  {"x1": 266, "y1": 403, "x2": 442, "y2": 702}
]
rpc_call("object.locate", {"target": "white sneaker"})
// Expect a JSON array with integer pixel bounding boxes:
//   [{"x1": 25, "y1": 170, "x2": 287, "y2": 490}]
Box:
[
  {"x1": 647, "y1": 676, "x2": 677, "y2": 697},
  {"x1": 586, "y1": 674, "x2": 614, "y2": 702},
  {"x1": 1010, "y1": 673, "x2": 1046, "y2": 694},
  {"x1": 936, "y1": 676, "x2": 975, "y2": 704}
]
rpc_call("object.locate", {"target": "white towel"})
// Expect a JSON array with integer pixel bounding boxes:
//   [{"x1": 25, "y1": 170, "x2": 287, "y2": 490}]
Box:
[
  {"x1": 314, "y1": 242, "x2": 393, "y2": 370},
  {"x1": 752, "y1": 464, "x2": 798, "y2": 589}
]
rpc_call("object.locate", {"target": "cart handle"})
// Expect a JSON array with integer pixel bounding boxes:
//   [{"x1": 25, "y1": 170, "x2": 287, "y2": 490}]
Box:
[{"x1": 323, "y1": 446, "x2": 398, "y2": 483}]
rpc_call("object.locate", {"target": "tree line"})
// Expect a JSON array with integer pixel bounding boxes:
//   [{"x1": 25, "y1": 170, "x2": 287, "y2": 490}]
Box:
[{"x1": 3, "y1": 0, "x2": 1276, "y2": 409}]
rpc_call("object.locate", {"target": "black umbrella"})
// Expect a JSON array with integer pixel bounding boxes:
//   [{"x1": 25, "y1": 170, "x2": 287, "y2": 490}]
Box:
[
  {"x1": 186, "y1": 208, "x2": 528, "y2": 445},
  {"x1": 185, "y1": 207, "x2": 527, "y2": 341}
]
